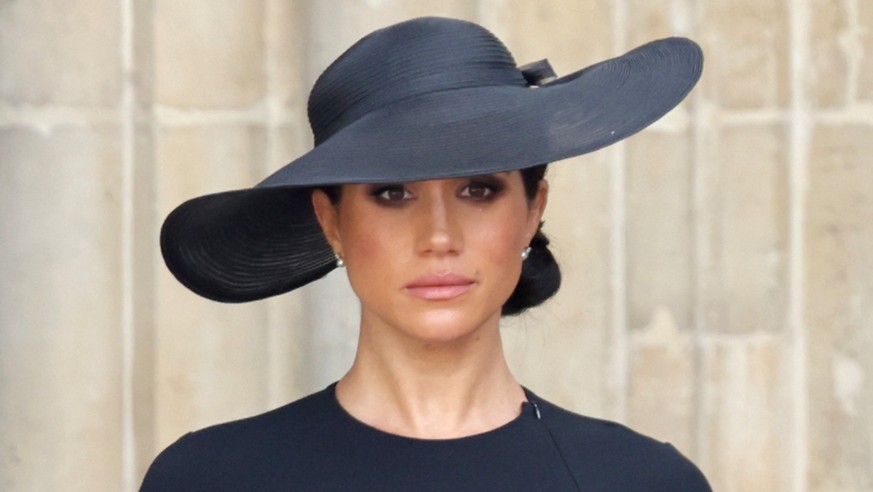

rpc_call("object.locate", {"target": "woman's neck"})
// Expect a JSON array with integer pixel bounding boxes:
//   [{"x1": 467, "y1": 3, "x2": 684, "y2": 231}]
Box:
[{"x1": 335, "y1": 312, "x2": 525, "y2": 439}]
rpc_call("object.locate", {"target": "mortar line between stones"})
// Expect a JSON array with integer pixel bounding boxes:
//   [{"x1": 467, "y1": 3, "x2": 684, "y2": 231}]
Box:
[
  {"x1": 685, "y1": 0, "x2": 706, "y2": 465},
  {"x1": 845, "y1": 0, "x2": 861, "y2": 104},
  {"x1": 609, "y1": 0, "x2": 629, "y2": 425},
  {"x1": 0, "y1": 106, "x2": 121, "y2": 130},
  {"x1": 789, "y1": 0, "x2": 811, "y2": 490},
  {"x1": 119, "y1": 0, "x2": 137, "y2": 489},
  {"x1": 263, "y1": 0, "x2": 281, "y2": 412}
]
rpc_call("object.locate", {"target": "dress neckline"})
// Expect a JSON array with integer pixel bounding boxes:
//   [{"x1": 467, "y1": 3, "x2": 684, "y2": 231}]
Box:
[{"x1": 323, "y1": 382, "x2": 540, "y2": 443}]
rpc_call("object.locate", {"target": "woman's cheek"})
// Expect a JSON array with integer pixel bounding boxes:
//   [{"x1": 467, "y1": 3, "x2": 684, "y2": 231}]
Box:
[
  {"x1": 475, "y1": 215, "x2": 527, "y2": 266},
  {"x1": 344, "y1": 209, "x2": 395, "y2": 257}
]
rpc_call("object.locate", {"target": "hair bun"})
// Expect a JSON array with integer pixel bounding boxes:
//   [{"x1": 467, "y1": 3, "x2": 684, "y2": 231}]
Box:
[
  {"x1": 530, "y1": 224, "x2": 550, "y2": 249},
  {"x1": 503, "y1": 228, "x2": 561, "y2": 316}
]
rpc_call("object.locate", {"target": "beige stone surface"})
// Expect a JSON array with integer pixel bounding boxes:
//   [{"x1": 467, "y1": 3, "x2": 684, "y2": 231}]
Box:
[
  {"x1": 132, "y1": 0, "x2": 157, "y2": 108},
  {"x1": 713, "y1": 125, "x2": 789, "y2": 333},
  {"x1": 699, "y1": 338, "x2": 792, "y2": 492},
  {"x1": 627, "y1": 308, "x2": 695, "y2": 454},
  {"x1": 0, "y1": 126, "x2": 123, "y2": 490},
  {"x1": 479, "y1": 0, "x2": 613, "y2": 73},
  {"x1": 155, "y1": 0, "x2": 266, "y2": 108},
  {"x1": 627, "y1": 0, "x2": 690, "y2": 45},
  {"x1": 0, "y1": 0, "x2": 121, "y2": 105},
  {"x1": 699, "y1": 0, "x2": 789, "y2": 108},
  {"x1": 861, "y1": 1, "x2": 873, "y2": 102},
  {"x1": 312, "y1": 0, "x2": 478, "y2": 26},
  {"x1": 156, "y1": 125, "x2": 266, "y2": 207},
  {"x1": 265, "y1": 0, "x2": 311, "y2": 115},
  {"x1": 624, "y1": 131, "x2": 697, "y2": 455},
  {"x1": 806, "y1": 124, "x2": 873, "y2": 491},
  {"x1": 297, "y1": 272, "x2": 361, "y2": 390},
  {"x1": 303, "y1": 0, "x2": 475, "y2": 83},
  {"x1": 131, "y1": 126, "x2": 159, "y2": 482},
  {"x1": 809, "y1": 0, "x2": 850, "y2": 107},
  {"x1": 695, "y1": 123, "x2": 789, "y2": 336},
  {"x1": 626, "y1": 131, "x2": 693, "y2": 333}
]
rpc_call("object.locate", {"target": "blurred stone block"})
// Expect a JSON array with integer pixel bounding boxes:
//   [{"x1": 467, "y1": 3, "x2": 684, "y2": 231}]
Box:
[
  {"x1": 626, "y1": 131, "x2": 693, "y2": 333},
  {"x1": 861, "y1": 1, "x2": 873, "y2": 102},
  {"x1": 699, "y1": 0, "x2": 789, "y2": 108},
  {"x1": 627, "y1": 307, "x2": 695, "y2": 454},
  {"x1": 627, "y1": 0, "x2": 688, "y2": 45},
  {"x1": 700, "y1": 124, "x2": 789, "y2": 333},
  {"x1": 720, "y1": 125, "x2": 789, "y2": 333},
  {"x1": 303, "y1": 1, "x2": 478, "y2": 88},
  {"x1": 0, "y1": 125, "x2": 123, "y2": 491},
  {"x1": 264, "y1": 0, "x2": 310, "y2": 113},
  {"x1": 477, "y1": 0, "x2": 613, "y2": 75},
  {"x1": 0, "y1": 0, "x2": 121, "y2": 105},
  {"x1": 806, "y1": 124, "x2": 873, "y2": 490},
  {"x1": 155, "y1": 0, "x2": 266, "y2": 108},
  {"x1": 699, "y1": 338, "x2": 792, "y2": 491},
  {"x1": 132, "y1": 0, "x2": 157, "y2": 108},
  {"x1": 395, "y1": 0, "x2": 478, "y2": 20},
  {"x1": 130, "y1": 123, "x2": 158, "y2": 483},
  {"x1": 156, "y1": 125, "x2": 266, "y2": 209},
  {"x1": 809, "y1": 0, "x2": 850, "y2": 107}
]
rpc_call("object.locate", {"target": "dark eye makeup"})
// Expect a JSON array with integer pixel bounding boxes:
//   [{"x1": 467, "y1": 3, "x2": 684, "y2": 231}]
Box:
[
  {"x1": 368, "y1": 174, "x2": 507, "y2": 205},
  {"x1": 369, "y1": 184, "x2": 412, "y2": 203},
  {"x1": 460, "y1": 175, "x2": 506, "y2": 201}
]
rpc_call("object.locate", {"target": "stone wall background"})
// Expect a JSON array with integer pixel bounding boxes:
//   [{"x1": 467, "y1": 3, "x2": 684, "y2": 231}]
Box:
[{"x1": 1, "y1": 0, "x2": 871, "y2": 490}]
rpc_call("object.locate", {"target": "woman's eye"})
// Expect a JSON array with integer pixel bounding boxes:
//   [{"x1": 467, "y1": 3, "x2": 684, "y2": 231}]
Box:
[
  {"x1": 374, "y1": 185, "x2": 412, "y2": 202},
  {"x1": 461, "y1": 181, "x2": 498, "y2": 200}
]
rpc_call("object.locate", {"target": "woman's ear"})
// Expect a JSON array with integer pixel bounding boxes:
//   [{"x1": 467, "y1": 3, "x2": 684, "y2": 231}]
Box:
[
  {"x1": 311, "y1": 189, "x2": 342, "y2": 253},
  {"x1": 527, "y1": 179, "x2": 549, "y2": 239}
]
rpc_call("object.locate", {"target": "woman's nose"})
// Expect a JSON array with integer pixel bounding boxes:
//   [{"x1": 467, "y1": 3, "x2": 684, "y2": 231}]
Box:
[{"x1": 414, "y1": 193, "x2": 463, "y2": 256}]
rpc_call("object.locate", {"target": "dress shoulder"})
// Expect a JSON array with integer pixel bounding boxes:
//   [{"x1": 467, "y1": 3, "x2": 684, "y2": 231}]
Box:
[
  {"x1": 532, "y1": 394, "x2": 712, "y2": 491},
  {"x1": 139, "y1": 388, "x2": 330, "y2": 491}
]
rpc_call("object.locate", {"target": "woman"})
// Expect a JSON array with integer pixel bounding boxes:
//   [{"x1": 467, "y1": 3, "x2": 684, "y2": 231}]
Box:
[{"x1": 144, "y1": 16, "x2": 709, "y2": 491}]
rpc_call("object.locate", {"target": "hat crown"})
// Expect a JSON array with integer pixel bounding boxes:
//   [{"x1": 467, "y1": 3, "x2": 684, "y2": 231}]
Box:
[{"x1": 307, "y1": 17, "x2": 526, "y2": 145}]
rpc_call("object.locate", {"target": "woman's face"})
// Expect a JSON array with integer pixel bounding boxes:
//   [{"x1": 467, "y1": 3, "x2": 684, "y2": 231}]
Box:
[{"x1": 312, "y1": 172, "x2": 547, "y2": 345}]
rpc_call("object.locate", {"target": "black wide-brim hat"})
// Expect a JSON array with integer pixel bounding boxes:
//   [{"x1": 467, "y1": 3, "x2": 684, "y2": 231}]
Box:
[{"x1": 161, "y1": 16, "x2": 703, "y2": 302}]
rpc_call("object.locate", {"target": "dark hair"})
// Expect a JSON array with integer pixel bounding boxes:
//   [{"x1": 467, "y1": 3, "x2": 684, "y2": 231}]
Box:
[
  {"x1": 502, "y1": 164, "x2": 561, "y2": 316},
  {"x1": 317, "y1": 164, "x2": 561, "y2": 316}
]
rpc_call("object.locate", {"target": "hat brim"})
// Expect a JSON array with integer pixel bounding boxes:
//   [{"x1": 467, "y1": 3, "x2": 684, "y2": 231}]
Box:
[{"x1": 161, "y1": 37, "x2": 703, "y2": 302}]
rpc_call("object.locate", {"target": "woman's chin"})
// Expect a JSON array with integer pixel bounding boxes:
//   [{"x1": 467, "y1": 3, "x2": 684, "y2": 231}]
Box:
[{"x1": 399, "y1": 307, "x2": 498, "y2": 346}]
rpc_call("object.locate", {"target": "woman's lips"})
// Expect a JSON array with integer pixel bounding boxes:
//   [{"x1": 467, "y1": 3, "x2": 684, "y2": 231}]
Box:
[{"x1": 405, "y1": 273, "x2": 475, "y2": 300}]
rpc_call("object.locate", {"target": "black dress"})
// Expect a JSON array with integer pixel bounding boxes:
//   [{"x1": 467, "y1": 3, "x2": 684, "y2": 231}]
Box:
[{"x1": 141, "y1": 384, "x2": 711, "y2": 491}]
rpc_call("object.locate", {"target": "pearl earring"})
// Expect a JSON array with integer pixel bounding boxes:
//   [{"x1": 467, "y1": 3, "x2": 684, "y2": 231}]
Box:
[
  {"x1": 335, "y1": 253, "x2": 345, "y2": 268},
  {"x1": 521, "y1": 246, "x2": 532, "y2": 260}
]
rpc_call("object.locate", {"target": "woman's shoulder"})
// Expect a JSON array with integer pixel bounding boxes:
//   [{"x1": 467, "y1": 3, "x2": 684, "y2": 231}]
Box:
[
  {"x1": 530, "y1": 392, "x2": 712, "y2": 491},
  {"x1": 139, "y1": 386, "x2": 334, "y2": 491}
]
